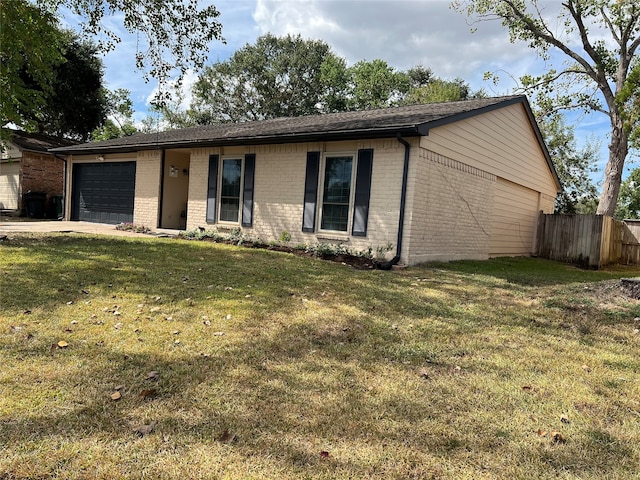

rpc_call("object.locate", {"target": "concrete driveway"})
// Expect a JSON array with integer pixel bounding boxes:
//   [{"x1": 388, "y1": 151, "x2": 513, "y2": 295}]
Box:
[{"x1": 0, "y1": 219, "x2": 178, "y2": 238}]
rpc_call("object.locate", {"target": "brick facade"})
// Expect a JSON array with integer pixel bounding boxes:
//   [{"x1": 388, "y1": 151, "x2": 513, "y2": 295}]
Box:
[
  {"x1": 133, "y1": 150, "x2": 162, "y2": 228},
  {"x1": 186, "y1": 139, "x2": 405, "y2": 260},
  {"x1": 20, "y1": 152, "x2": 65, "y2": 215}
]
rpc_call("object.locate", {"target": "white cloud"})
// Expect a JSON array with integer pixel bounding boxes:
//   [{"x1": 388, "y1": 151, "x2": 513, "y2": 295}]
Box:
[{"x1": 252, "y1": 0, "x2": 538, "y2": 89}]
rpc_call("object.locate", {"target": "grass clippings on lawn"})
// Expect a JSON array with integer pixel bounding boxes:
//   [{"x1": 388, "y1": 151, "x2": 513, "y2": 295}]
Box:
[{"x1": 1, "y1": 233, "x2": 640, "y2": 479}]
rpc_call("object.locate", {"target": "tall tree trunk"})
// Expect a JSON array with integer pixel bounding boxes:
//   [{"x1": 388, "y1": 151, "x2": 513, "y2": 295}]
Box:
[{"x1": 596, "y1": 113, "x2": 628, "y2": 216}]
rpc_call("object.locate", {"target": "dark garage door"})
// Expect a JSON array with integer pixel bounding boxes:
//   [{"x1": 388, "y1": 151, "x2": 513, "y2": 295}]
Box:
[{"x1": 71, "y1": 162, "x2": 136, "y2": 224}]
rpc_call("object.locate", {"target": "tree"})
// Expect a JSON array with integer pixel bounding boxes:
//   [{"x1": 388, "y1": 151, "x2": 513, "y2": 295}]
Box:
[
  {"x1": 1, "y1": 0, "x2": 63, "y2": 138},
  {"x1": 615, "y1": 168, "x2": 640, "y2": 219},
  {"x1": 31, "y1": 32, "x2": 107, "y2": 140},
  {"x1": 537, "y1": 112, "x2": 599, "y2": 214},
  {"x1": 91, "y1": 89, "x2": 137, "y2": 141},
  {"x1": 1, "y1": 0, "x2": 223, "y2": 132},
  {"x1": 454, "y1": 0, "x2": 640, "y2": 216},
  {"x1": 190, "y1": 34, "x2": 342, "y2": 123},
  {"x1": 347, "y1": 59, "x2": 410, "y2": 110}
]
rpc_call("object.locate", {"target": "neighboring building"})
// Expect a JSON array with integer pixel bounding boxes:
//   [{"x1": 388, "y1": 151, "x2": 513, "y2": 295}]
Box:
[
  {"x1": 1, "y1": 129, "x2": 75, "y2": 216},
  {"x1": 51, "y1": 96, "x2": 561, "y2": 265}
]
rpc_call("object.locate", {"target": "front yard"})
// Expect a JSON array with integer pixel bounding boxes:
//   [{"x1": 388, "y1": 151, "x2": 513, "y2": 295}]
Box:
[{"x1": 1, "y1": 234, "x2": 639, "y2": 479}]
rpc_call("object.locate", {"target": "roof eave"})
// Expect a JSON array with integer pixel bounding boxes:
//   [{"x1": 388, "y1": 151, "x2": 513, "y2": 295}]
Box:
[{"x1": 50, "y1": 126, "x2": 422, "y2": 155}]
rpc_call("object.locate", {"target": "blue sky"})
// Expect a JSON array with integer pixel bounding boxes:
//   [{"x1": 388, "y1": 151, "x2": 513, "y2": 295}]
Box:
[{"x1": 60, "y1": 0, "x2": 620, "y2": 184}]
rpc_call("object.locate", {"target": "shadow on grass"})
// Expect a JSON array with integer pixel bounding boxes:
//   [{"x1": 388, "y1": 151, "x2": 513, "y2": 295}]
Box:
[
  {"x1": 2, "y1": 235, "x2": 640, "y2": 477},
  {"x1": 2, "y1": 316, "x2": 638, "y2": 478},
  {"x1": 425, "y1": 256, "x2": 640, "y2": 287}
]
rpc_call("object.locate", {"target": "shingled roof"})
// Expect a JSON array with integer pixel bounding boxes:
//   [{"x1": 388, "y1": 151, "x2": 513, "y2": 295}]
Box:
[
  {"x1": 3, "y1": 129, "x2": 77, "y2": 153},
  {"x1": 51, "y1": 95, "x2": 531, "y2": 155}
]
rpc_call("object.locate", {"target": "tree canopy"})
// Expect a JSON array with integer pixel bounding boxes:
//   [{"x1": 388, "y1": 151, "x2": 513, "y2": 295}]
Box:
[
  {"x1": 185, "y1": 34, "x2": 480, "y2": 126},
  {"x1": 31, "y1": 32, "x2": 107, "y2": 140},
  {"x1": 453, "y1": 0, "x2": 640, "y2": 216},
  {"x1": 1, "y1": 0, "x2": 224, "y2": 137},
  {"x1": 536, "y1": 112, "x2": 599, "y2": 214}
]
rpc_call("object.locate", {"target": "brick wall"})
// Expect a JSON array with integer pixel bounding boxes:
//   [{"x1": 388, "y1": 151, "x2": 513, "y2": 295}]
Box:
[
  {"x1": 133, "y1": 150, "x2": 162, "y2": 228},
  {"x1": 20, "y1": 152, "x2": 65, "y2": 213},
  {"x1": 186, "y1": 140, "x2": 405, "y2": 258},
  {"x1": 404, "y1": 149, "x2": 495, "y2": 265}
]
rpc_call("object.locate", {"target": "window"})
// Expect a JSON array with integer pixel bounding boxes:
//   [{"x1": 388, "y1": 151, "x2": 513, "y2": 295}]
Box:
[
  {"x1": 220, "y1": 158, "x2": 242, "y2": 222},
  {"x1": 302, "y1": 149, "x2": 373, "y2": 236},
  {"x1": 206, "y1": 154, "x2": 255, "y2": 226},
  {"x1": 321, "y1": 156, "x2": 353, "y2": 232}
]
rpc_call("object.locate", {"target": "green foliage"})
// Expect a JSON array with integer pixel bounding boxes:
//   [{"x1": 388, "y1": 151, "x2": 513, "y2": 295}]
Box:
[
  {"x1": 347, "y1": 59, "x2": 410, "y2": 110},
  {"x1": 186, "y1": 36, "x2": 477, "y2": 125},
  {"x1": 190, "y1": 34, "x2": 340, "y2": 123},
  {"x1": 536, "y1": 112, "x2": 599, "y2": 214},
  {"x1": 615, "y1": 168, "x2": 640, "y2": 219},
  {"x1": 91, "y1": 89, "x2": 137, "y2": 141},
  {"x1": 453, "y1": 0, "x2": 640, "y2": 216},
  {"x1": 33, "y1": 31, "x2": 107, "y2": 140},
  {"x1": 0, "y1": 0, "x2": 64, "y2": 136},
  {"x1": 1, "y1": 0, "x2": 223, "y2": 135}
]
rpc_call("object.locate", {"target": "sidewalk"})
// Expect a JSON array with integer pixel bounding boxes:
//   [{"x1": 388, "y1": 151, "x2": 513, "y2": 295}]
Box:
[{"x1": 0, "y1": 218, "x2": 179, "y2": 238}]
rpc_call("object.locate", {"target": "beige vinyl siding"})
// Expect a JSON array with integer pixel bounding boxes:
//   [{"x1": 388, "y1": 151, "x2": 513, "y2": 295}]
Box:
[
  {"x1": 421, "y1": 103, "x2": 559, "y2": 198},
  {"x1": 0, "y1": 161, "x2": 20, "y2": 210},
  {"x1": 490, "y1": 178, "x2": 540, "y2": 256}
]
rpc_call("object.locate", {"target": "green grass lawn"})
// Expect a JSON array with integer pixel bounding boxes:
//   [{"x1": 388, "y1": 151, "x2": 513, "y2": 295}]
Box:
[{"x1": 1, "y1": 234, "x2": 639, "y2": 479}]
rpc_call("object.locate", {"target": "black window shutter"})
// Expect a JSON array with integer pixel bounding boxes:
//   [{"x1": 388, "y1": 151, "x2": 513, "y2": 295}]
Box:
[
  {"x1": 206, "y1": 154, "x2": 219, "y2": 223},
  {"x1": 352, "y1": 149, "x2": 374, "y2": 237},
  {"x1": 242, "y1": 154, "x2": 256, "y2": 227},
  {"x1": 302, "y1": 152, "x2": 320, "y2": 232}
]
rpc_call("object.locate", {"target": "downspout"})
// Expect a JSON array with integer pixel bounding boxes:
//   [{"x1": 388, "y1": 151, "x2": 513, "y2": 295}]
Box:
[{"x1": 378, "y1": 133, "x2": 411, "y2": 270}]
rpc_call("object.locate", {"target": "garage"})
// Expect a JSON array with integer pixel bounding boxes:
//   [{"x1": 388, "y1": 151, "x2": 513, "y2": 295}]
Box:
[
  {"x1": 71, "y1": 162, "x2": 136, "y2": 224},
  {"x1": 0, "y1": 161, "x2": 20, "y2": 210}
]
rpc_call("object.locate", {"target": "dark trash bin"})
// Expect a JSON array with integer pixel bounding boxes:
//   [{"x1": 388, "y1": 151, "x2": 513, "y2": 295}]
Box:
[
  {"x1": 50, "y1": 195, "x2": 64, "y2": 219},
  {"x1": 24, "y1": 191, "x2": 47, "y2": 218}
]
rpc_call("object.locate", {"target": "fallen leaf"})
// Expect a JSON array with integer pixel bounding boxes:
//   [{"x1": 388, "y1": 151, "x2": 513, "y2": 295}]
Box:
[
  {"x1": 419, "y1": 369, "x2": 429, "y2": 379},
  {"x1": 110, "y1": 391, "x2": 122, "y2": 401},
  {"x1": 581, "y1": 365, "x2": 591, "y2": 372},
  {"x1": 57, "y1": 340, "x2": 68, "y2": 348},
  {"x1": 213, "y1": 332, "x2": 225, "y2": 336},
  {"x1": 140, "y1": 388, "x2": 157, "y2": 399},
  {"x1": 203, "y1": 320, "x2": 211, "y2": 326},
  {"x1": 522, "y1": 385, "x2": 532, "y2": 392},
  {"x1": 114, "y1": 385, "x2": 125, "y2": 391},
  {"x1": 23, "y1": 310, "x2": 31, "y2": 314},
  {"x1": 225, "y1": 314, "x2": 232, "y2": 320},
  {"x1": 172, "y1": 330, "x2": 180, "y2": 335},
  {"x1": 216, "y1": 429, "x2": 236, "y2": 443},
  {"x1": 174, "y1": 339, "x2": 181, "y2": 345},
  {"x1": 319, "y1": 451, "x2": 330, "y2": 458},
  {"x1": 551, "y1": 431, "x2": 566, "y2": 444},
  {"x1": 560, "y1": 415, "x2": 570, "y2": 424},
  {"x1": 146, "y1": 371, "x2": 160, "y2": 381},
  {"x1": 135, "y1": 424, "x2": 153, "y2": 436},
  {"x1": 114, "y1": 322, "x2": 123, "y2": 329},
  {"x1": 66, "y1": 301, "x2": 74, "y2": 305}
]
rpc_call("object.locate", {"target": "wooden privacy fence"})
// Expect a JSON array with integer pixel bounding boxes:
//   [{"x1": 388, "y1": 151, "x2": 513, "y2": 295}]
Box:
[{"x1": 536, "y1": 214, "x2": 640, "y2": 269}]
